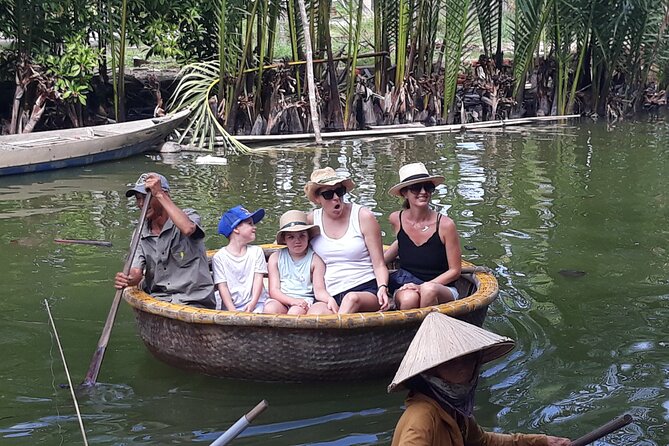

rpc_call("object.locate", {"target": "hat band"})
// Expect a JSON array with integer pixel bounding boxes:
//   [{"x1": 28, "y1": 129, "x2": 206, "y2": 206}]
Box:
[
  {"x1": 280, "y1": 221, "x2": 309, "y2": 230},
  {"x1": 401, "y1": 173, "x2": 430, "y2": 182},
  {"x1": 316, "y1": 176, "x2": 344, "y2": 184}
]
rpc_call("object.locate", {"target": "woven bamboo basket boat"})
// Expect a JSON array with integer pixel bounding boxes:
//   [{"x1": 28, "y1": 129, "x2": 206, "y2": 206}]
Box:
[{"x1": 123, "y1": 246, "x2": 498, "y2": 382}]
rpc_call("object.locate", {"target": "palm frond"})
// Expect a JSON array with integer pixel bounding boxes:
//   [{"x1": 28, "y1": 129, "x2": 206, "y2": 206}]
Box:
[
  {"x1": 169, "y1": 61, "x2": 251, "y2": 154},
  {"x1": 511, "y1": 0, "x2": 549, "y2": 96},
  {"x1": 472, "y1": 0, "x2": 500, "y2": 58},
  {"x1": 441, "y1": 0, "x2": 477, "y2": 121}
]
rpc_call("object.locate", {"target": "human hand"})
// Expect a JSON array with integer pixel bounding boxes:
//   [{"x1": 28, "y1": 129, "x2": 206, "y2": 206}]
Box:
[
  {"x1": 144, "y1": 174, "x2": 165, "y2": 197},
  {"x1": 545, "y1": 436, "x2": 571, "y2": 446},
  {"x1": 399, "y1": 282, "x2": 420, "y2": 292},
  {"x1": 114, "y1": 272, "x2": 130, "y2": 289},
  {"x1": 243, "y1": 302, "x2": 256, "y2": 313},
  {"x1": 377, "y1": 287, "x2": 389, "y2": 311},
  {"x1": 327, "y1": 297, "x2": 339, "y2": 313}
]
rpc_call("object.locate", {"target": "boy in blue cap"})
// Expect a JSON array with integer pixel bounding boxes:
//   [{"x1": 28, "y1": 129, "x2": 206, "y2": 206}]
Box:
[
  {"x1": 212, "y1": 205, "x2": 268, "y2": 312},
  {"x1": 114, "y1": 172, "x2": 216, "y2": 309}
]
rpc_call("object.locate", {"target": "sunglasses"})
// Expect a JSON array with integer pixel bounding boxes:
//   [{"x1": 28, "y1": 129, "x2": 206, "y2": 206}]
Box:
[
  {"x1": 319, "y1": 185, "x2": 347, "y2": 200},
  {"x1": 407, "y1": 182, "x2": 436, "y2": 194}
]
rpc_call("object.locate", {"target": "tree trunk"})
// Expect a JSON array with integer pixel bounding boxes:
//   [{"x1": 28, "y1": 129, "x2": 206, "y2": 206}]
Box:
[
  {"x1": 22, "y1": 94, "x2": 47, "y2": 133},
  {"x1": 297, "y1": 0, "x2": 322, "y2": 143}
]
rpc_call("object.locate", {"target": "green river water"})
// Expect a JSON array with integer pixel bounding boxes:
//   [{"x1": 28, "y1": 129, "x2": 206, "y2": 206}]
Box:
[{"x1": 0, "y1": 116, "x2": 667, "y2": 445}]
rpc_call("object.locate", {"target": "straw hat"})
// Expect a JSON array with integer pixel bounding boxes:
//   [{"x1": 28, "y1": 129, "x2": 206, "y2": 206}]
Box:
[
  {"x1": 387, "y1": 313, "x2": 515, "y2": 393},
  {"x1": 304, "y1": 167, "x2": 356, "y2": 203},
  {"x1": 276, "y1": 210, "x2": 320, "y2": 245},
  {"x1": 388, "y1": 162, "x2": 445, "y2": 197}
]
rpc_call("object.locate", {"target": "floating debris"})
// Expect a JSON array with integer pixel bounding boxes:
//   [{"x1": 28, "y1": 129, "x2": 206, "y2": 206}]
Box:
[
  {"x1": 196, "y1": 155, "x2": 228, "y2": 165},
  {"x1": 558, "y1": 269, "x2": 586, "y2": 278},
  {"x1": 54, "y1": 239, "x2": 112, "y2": 247}
]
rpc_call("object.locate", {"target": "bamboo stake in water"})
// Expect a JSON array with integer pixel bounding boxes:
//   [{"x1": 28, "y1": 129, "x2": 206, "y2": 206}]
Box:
[{"x1": 44, "y1": 299, "x2": 89, "y2": 446}]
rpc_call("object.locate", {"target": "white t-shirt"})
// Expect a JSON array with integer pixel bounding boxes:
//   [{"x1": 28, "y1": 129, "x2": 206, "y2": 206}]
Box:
[{"x1": 212, "y1": 245, "x2": 268, "y2": 311}]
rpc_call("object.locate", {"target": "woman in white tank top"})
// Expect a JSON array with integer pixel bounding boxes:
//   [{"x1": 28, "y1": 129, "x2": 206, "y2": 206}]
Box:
[{"x1": 304, "y1": 167, "x2": 390, "y2": 314}]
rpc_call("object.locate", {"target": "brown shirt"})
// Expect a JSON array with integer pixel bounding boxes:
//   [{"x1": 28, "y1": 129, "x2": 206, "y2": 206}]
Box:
[{"x1": 391, "y1": 393, "x2": 549, "y2": 446}]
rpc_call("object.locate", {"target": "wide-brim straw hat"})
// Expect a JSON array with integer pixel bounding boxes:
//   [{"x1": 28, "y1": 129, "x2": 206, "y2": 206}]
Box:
[
  {"x1": 387, "y1": 312, "x2": 515, "y2": 393},
  {"x1": 276, "y1": 210, "x2": 320, "y2": 245},
  {"x1": 388, "y1": 162, "x2": 445, "y2": 197},
  {"x1": 304, "y1": 167, "x2": 356, "y2": 203}
]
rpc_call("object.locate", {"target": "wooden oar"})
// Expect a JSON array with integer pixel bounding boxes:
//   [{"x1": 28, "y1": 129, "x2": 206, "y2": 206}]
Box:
[
  {"x1": 570, "y1": 414, "x2": 633, "y2": 446},
  {"x1": 82, "y1": 192, "x2": 152, "y2": 387}
]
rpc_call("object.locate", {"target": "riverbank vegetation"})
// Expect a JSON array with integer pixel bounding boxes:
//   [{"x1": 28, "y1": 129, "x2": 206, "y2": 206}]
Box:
[{"x1": 1, "y1": 0, "x2": 668, "y2": 152}]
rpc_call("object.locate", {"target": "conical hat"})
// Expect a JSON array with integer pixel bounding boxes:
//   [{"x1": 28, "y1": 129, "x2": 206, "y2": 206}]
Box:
[{"x1": 387, "y1": 312, "x2": 515, "y2": 393}]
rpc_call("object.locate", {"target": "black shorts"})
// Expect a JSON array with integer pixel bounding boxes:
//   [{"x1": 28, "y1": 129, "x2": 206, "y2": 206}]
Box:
[{"x1": 332, "y1": 278, "x2": 378, "y2": 305}]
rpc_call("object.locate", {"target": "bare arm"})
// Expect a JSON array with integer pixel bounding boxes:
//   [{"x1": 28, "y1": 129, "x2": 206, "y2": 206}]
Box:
[
  {"x1": 429, "y1": 216, "x2": 461, "y2": 286},
  {"x1": 383, "y1": 211, "x2": 401, "y2": 264},
  {"x1": 312, "y1": 254, "x2": 337, "y2": 311},
  {"x1": 144, "y1": 174, "x2": 198, "y2": 237},
  {"x1": 217, "y1": 282, "x2": 237, "y2": 311},
  {"x1": 359, "y1": 207, "x2": 389, "y2": 310},
  {"x1": 244, "y1": 272, "x2": 266, "y2": 312},
  {"x1": 114, "y1": 267, "x2": 144, "y2": 289}
]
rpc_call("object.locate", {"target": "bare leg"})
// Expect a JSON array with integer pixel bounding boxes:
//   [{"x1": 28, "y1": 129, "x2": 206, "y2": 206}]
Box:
[
  {"x1": 418, "y1": 282, "x2": 455, "y2": 307},
  {"x1": 394, "y1": 289, "x2": 421, "y2": 310},
  {"x1": 308, "y1": 302, "x2": 334, "y2": 315},
  {"x1": 287, "y1": 305, "x2": 308, "y2": 315},
  {"x1": 263, "y1": 299, "x2": 288, "y2": 314},
  {"x1": 338, "y1": 291, "x2": 381, "y2": 313}
]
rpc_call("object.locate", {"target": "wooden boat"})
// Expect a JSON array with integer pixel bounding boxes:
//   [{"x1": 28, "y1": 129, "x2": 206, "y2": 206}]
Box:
[
  {"x1": 123, "y1": 246, "x2": 499, "y2": 382},
  {"x1": 0, "y1": 109, "x2": 190, "y2": 176}
]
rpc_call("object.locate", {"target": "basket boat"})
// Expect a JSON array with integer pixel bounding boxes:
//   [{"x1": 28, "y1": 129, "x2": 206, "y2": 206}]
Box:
[{"x1": 122, "y1": 246, "x2": 499, "y2": 382}]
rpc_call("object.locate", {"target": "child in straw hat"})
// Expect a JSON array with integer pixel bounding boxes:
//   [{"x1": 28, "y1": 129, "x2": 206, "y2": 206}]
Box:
[
  {"x1": 212, "y1": 205, "x2": 268, "y2": 312},
  {"x1": 264, "y1": 210, "x2": 332, "y2": 315},
  {"x1": 388, "y1": 313, "x2": 571, "y2": 446}
]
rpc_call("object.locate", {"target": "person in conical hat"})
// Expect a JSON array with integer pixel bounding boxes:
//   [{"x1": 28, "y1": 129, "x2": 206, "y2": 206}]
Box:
[
  {"x1": 388, "y1": 313, "x2": 571, "y2": 446},
  {"x1": 383, "y1": 162, "x2": 462, "y2": 310},
  {"x1": 303, "y1": 167, "x2": 390, "y2": 314},
  {"x1": 263, "y1": 210, "x2": 332, "y2": 315}
]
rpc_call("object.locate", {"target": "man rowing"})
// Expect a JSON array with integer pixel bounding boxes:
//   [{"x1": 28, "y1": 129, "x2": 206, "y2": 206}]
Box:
[{"x1": 114, "y1": 172, "x2": 216, "y2": 309}]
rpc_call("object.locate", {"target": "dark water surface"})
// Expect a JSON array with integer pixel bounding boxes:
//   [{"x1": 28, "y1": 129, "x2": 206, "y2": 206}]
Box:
[{"x1": 1, "y1": 116, "x2": 667, "y2": 445}]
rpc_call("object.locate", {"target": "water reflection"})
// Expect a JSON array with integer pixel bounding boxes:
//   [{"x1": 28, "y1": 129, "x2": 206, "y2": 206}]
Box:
[{"x1": 1, "y1": 116, "x2": 668, "y2": 445}]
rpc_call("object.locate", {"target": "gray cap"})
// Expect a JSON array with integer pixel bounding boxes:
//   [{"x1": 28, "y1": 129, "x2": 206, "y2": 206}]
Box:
[{"x1": 125, "y1": 172, "x2": 170, "y2": 197}]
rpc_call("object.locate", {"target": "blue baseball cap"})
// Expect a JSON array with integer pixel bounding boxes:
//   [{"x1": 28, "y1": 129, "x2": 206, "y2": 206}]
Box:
[
  {"x1": 218, "y1": 205, "x2": 265, "y2": 237},
  {"x1": 125, "y1": 172, "x2": 170, "y2": 197}
]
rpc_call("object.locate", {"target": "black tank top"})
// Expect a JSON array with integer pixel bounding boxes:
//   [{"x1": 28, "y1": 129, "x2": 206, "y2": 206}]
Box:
[{"x1": 397, "y1": 211, "x2": 449, "y2": 282}]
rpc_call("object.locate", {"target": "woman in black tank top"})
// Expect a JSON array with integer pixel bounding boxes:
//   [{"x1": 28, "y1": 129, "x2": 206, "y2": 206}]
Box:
[{"x1": 384, "y1": 163, "x2": 462, "y2": 310}]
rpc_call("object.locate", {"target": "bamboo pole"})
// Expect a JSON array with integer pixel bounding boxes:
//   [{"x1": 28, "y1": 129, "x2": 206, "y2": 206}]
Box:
[
  {"x1": 82, "y1": 192, "x2": 152, "y2": 386},
  {"x1": 296, "y1": 0, "x2": 322, "y2": 144},
  {"x1": 45, "y1": 300, "x2": 89, "y2": 445},
  {"x1": 242, "y1": 51, "x2": 389, "y2": 74}
]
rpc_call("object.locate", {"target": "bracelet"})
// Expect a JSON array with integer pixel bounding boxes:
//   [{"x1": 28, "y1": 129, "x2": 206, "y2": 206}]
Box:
[{"x1": 378, "y1": 284, "x2": 388, "y2": 289}]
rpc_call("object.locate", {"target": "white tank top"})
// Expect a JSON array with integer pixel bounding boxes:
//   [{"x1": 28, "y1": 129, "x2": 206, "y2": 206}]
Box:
[
  {"x1": 278, "y1": 247, "x2": 315, "y2": 304},
  {"x1": 311, "y1": 203, "x2": 376, "y2": 295}
]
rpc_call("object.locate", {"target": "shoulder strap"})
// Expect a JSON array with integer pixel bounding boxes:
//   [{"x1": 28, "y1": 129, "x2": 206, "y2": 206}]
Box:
[
  {"x1": 398, "y1": 210, "x2": 405, "y2": 231},
  {"x1": 436, "y1": 213, "x2": 442, "y2": 237}
]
